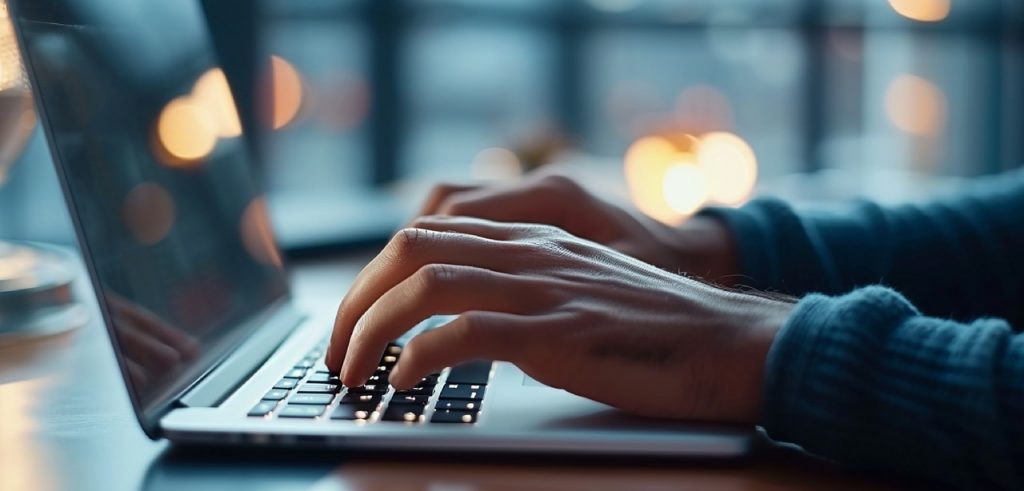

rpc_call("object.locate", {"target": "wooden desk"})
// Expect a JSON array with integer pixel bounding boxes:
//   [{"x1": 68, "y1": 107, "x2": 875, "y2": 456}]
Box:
[{"x1": 0, "y1": 253, "x2": 916, "y2": 491}]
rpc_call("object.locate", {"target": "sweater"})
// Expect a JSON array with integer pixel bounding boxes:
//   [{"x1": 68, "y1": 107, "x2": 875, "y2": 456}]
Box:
[{"x1": 702, "y1": 170, "x2": 1024, "y2": 489}]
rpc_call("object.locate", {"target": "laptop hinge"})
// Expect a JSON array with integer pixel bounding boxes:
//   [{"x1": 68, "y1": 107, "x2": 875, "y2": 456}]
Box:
[{"x1": 178, "y1": 303, "x2": 306, "y2": 408}]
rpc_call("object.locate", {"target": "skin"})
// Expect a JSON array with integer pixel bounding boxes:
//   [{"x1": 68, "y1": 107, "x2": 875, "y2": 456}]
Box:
[{"x1": 326, "y1": 174, "x2": 795, "y2": 424}]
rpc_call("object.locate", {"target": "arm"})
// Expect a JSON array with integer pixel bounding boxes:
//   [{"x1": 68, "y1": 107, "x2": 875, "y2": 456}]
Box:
[
  {"x1": 765, "y1": 286, "x2": 1024, "y2": 489},
  {"x1": 702, "y1": 170, "x2": 1024, "y2": 325}
]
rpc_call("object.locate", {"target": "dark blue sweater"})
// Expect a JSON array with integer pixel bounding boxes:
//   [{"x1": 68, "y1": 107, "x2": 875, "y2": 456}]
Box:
[{"x1": 704, "y1": 170, "x2": 1024, "y2": 489}]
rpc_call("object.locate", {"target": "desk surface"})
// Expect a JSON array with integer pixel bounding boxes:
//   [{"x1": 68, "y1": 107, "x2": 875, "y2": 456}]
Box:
[{"x1": 0, "y1": 253, "x2": 917, "y2": 491}]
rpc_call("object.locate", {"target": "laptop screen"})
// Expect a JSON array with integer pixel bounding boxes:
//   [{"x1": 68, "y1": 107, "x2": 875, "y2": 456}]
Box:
[{"x1": 10, "y1": 0, "x2": 290, "y2": 424}]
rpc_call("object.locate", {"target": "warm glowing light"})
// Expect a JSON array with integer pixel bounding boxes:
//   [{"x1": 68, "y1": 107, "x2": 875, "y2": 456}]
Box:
[
  {"x1": 122, "y1": 182, "x2": 176, "y2": 246},
  {"x1": 240, "y1": 197, "x2": 283, "y2": 269},
  {"x1": 624, "y1": 132, "x2": 758, "y2": 224},
  {"x1": 0, "y1": 379, "x2": 57, "y2": 491},
  {"x1": 889, "y1": 0, "x2": 950, "y2": 22},
  {"x1": 624, "y1": 136, "x2": 687, "y2": 225},
  {"x1": 885, "y1": 74, "x2": 947, "y2": 137},
  {"x1": 471, "y1": 147, "x2": 522, "y2": 180},
  {"x1": 266, "y1": 55, "x2": 303, "y2": 130},
  {"x1": 192, "y1": 68, "x2": 242, "y2": 138},
  {"x1": 696, "y1": 132, "x2": 758, "y2": 205},
  {"x1": 156, "y1": 97, "x2": 218, "y2": 164},
  {"x1": 663, "y1": 164, "x2": 710, "y2": 216}
]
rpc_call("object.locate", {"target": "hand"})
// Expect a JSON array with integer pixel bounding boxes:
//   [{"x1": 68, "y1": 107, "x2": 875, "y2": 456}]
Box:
[
  {"x1": 108, "y1": 295, "x2": 200, "y2": 389},
  {"x1": 326, "y1": 218, "x2": 794, "y2": 423},
  {"x1": 416, "y1": 173, "x2": 740, "y2": 284}
]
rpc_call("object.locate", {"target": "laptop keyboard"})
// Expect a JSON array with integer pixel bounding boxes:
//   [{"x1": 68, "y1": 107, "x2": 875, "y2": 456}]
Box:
[{"x1": 247, "y1": 340, "x2": 492, "y2": 424}]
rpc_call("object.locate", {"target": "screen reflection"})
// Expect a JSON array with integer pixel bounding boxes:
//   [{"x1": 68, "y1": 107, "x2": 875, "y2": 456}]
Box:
[{"x1": 11, "y1": 0, "x2": 289, "y2": 420}]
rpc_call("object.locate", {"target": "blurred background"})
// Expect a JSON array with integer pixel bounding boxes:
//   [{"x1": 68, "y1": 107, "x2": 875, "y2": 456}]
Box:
[{"x1": 1, "y1": 0, "x2": 1023, "y2": 253}]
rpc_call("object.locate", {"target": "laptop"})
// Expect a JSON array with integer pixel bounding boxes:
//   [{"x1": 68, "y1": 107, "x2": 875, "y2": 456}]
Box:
[{"x1": 9, "y1": 0, "x2": 752, "y2": 456}]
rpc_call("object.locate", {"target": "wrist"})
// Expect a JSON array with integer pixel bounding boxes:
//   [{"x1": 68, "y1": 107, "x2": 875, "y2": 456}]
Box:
[{"x1": 672, "y1": 215, "x2": 741, "y2": 286}]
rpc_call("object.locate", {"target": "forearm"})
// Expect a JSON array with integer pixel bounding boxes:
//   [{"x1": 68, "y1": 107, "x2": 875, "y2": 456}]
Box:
[
  {"x1": 762, "y1": 286, "x2": 1024, "y2": 489},
  {"x1": 701, "y1": 170, "x2": 1024, "y2": 324}
]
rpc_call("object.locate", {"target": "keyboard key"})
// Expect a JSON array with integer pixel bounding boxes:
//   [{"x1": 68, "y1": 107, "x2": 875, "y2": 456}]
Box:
[
  {"x1": 262, "y1": 389, "x2": 289, "y2": 401},
  {"x1": 447, "y1": 361, "x2": 492, "y2": 385},
  {"x1": 391, "y1": 394, "x2": 430, "y2": 405},
  {"x1": 439, "y1": 384, "x2": 485, "y2": 401},
  {"x1": 366, "y1": 374, "x2": 387, "y2": 385},
  {"x1": 278, "y1": 405, "x2": 325, "y2": 418},
  {"x1": 289, "y1": 393, "x2": 335, "y2": 405},
  {"x1": 347, "y1": 384, "x2": 388, "y2": 395},
  {"x1": 381, "y1": 354, "x2": 398, "y2": 365},
  {"x1": 274, "y1": 378, "x2": 299, "y2": 390},
  {"x1": 394, "y1": 385, "x2": 434, "y2": 396},
  {"x1": 331, "y1": 404, "x2": 377, "y2": 421},
  {"x1": 339, "y1": 393, "x2": 382, "y2": 404},
  {"x1": 435, "y1": 399, "x2": 480, "y2": 411},
  {"x1": 298, "y1": 383, "x2": 341, "y2": 394},
  {"x1": 294, "y1": 359, "x2": 316, "y2": 369},
  {"x1": 248, "y1": 401, "x2": 278, "y2": 417},
  {"x1": 284, "y1": 368, "x2": 308, "y2": 379},
  {"x1": 381, "y1": 403, "x2": 425, "y2": 422},
  {"x1": 431, "y1": 409, "x2": 478, "y2": 424},
  {"x1": 307, "y1": 372, "x2": 340, "y2": 384},
  {"x1": 385, "y1": 344, "x2": 402, "y2": 356}
]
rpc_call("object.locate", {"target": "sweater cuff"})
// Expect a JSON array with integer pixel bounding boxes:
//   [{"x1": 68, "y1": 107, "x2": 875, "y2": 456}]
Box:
[
  {"x1": 699, "y1": 198, "x2": 831, "y2": 294},
  {"x1": 760, "y1": 286, "x2": 919, "y2": 447}
]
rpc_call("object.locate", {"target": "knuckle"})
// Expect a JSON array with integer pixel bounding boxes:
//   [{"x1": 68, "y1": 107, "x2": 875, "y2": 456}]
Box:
[
  {"x1": 441, "y1": 199, "x2": 471, "y2": 216},
  {"x1": 416, "y1": 263, "x2": 460, "y2": 291},
  {"x1": 541, "y1": 174, "x2": 582, "y2": 195},
  {"x1": 393, "y1": 227, "x2": 431, "y2": 254},
  {"x1": 455, "y1": 311, "x2": 486, "y2": 344}
]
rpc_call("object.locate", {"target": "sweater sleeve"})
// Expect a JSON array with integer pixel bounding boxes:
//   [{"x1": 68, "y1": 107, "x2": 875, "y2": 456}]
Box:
[
  {"x1": 763, "y1": 286, "x2": 1024, "y2": 489},
  {"x1": 700, "y1": 170, "x2": 1024, "y2": 326}
]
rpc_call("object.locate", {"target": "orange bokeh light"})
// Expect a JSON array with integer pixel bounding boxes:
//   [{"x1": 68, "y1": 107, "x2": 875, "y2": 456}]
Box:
[
  {"x1": 122, "y1": 182, "x2": 176, "y2": 246},
  {"x1": 266, "y1": 55, "x2": 304, "y2": 130},
  {"x1": 697, "y1": 132, "x2": 758, "y2": 206},
  {"x1": 192, "y1": 68, "x2": 243, "y2": 138},
  {"x1": 624, "y1": 132, "x2": 757, "y2": 224},
  {"x1": 240, "y1": 197, "x2": 283, "y2": 269},
  {"x1": 156, "y1": 97, "x2": 219, "y2": 165},
  {"x1": 889, "y1": 0, "x2": 950, "y2": 23},
  {"x1": 885, "y1": 74, "x2": 947, "y2": 137}
]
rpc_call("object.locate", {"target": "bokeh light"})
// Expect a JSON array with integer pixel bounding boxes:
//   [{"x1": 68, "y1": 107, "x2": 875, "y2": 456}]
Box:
[
  {"x1": 625, "y1": 135, "x2": 701, "y2": 225},
  {"x1": 471, "y1": 147, "x2": 522, "y2": 180},
  {"x1": 663, "y1": 164, "x2": 710, "y2": 216},
  {"x1": 122, "y1": 182, "x2": 176, "y2": 246},
  {"x1": 266, "y1": 55, "x2": 304, "y2": 130},
  {"x1": 697, "y1": 131, "x2": 758, "y2": 205},
  {"x1": 624, "y1": 131, "x2": 758, "y2": 224},
  {"x1": 240, "y1": 197, "x2": 283, "y2": 269},
  {"x1": 156, "y1": 97, "x2": 219, "y2": 165},
  {"x1": 191, "y1": 68, "x2": 243, "y2": 138},
  {"x1": 885, "y1": 74, "x2": 947, "y2": 137},
  {"x1": 889, "y1": 0, "x2": 951, "y2": 23}
]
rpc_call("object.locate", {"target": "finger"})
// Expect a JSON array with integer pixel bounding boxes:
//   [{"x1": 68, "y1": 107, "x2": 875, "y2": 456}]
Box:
[
  {"x1": 115, "y1": 318, "x2": 186, "y2": 372},
  {"x1": 416, "y1": 183, "x2": 480, "y2": 218},
  {"x1": 388, "y1": 311, "x2": 535, "y2": 389},
  {"x1": 326, "y1": 228, "x2": 528, "y2": 371},
  {"x1": 111, "y1": 298, "x2": 200, "y2": 360},
  {"x1": 433, "y1": 174, "x2": 586, "y2": 228},
  {"x1": 340, "y1": 264, "x2": 556, "y2": 386},
  {"x1": 409, "y1": 215, "x2": 533, "y2": 241}
]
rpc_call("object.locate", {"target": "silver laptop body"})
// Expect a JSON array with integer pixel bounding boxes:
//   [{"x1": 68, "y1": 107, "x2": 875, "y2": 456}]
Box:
[{"x1": 10, "y1": 0, "x2": 751, "y2": 456}]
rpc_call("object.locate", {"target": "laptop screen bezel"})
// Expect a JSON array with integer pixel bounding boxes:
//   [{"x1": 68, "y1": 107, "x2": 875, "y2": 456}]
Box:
[{"x1": 7, "y1": 0, "x2": 295, "y2": 438}]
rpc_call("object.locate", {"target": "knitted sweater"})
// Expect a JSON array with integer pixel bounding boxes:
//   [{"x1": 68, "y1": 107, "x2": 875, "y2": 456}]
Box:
[{"x1": 703, "y1": 170, "x2": 1024, "y2": 489}]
